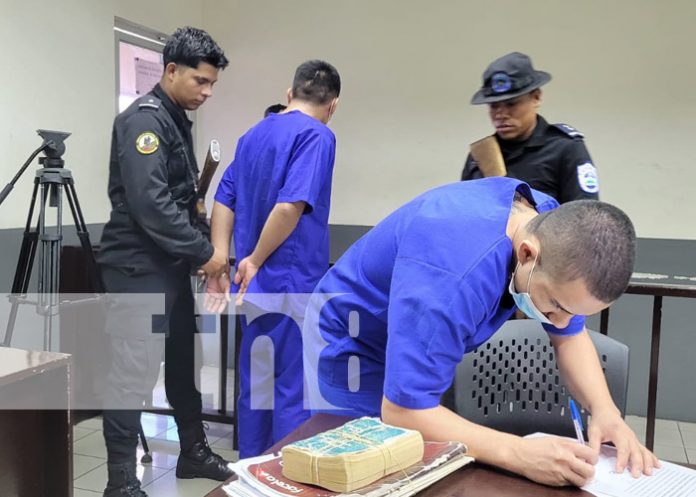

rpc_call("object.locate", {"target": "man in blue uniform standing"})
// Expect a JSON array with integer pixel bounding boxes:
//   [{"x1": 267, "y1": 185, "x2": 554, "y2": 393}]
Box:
[
  {"x1": 304, "y1": 177, "x2": 657, "y2": 487},
  {"x1": 207, "y1": 59, "x2": 341, "y2": 458},
  {"x1": 461, "y1": 52, "x2": 599, "y2": 203},
  {"x1": 98, "y1": 27, "x2": 233, "y2": 497}
]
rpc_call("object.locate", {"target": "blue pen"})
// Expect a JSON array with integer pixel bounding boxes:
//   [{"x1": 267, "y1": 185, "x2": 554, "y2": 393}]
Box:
[{"x1": 569, "y1": 399, "x2": 586, "y2": 445}]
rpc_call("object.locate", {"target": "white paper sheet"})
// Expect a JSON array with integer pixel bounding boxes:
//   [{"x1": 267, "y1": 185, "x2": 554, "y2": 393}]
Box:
[
  {"x1": 583, "y1": 445, "x2": 696, "y2": 497},
  {"x1": 523, "y1": 433, "x2": 696, "y2": 497}
]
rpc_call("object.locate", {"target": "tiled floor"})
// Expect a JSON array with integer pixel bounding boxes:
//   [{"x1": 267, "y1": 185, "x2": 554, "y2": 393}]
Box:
[
  {"x1": 73, "y1": 365, "x2": 237, "y2": 497},
  {"x1": 73, "y1": 364, "x2": 696, "y2": 496},
  {"x1": 624, "y1": 414, "x2": 696, "y2": 465},
  {"x1": 73, "y1": 413, "x2": 238, "y2": 497}
]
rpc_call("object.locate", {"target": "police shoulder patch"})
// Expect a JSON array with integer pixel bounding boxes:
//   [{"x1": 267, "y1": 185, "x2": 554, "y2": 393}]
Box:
[
  {"x1": 576, "y1": 162, "x2": 599, "y2": 193},
  {"x1": 553, "y1": 123, "x2": 584, "y2": 139},
  {"x1": 136, "y1": 132, "x2": 159, "y2": 155}
]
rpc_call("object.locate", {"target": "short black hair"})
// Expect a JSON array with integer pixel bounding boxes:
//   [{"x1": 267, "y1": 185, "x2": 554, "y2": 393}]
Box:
[
  {"x1": 163, "y1": 26, "x2": 229, "y2": 70},
  {"x1": 291, "y1": 60, "x2": 341, "y2": 105},
  {"x1": 264, "y1": 103, "x2": 287, "y2": 117},
  {"x1": 526, "y1": 200, "x2": 636, "y2": 303}
]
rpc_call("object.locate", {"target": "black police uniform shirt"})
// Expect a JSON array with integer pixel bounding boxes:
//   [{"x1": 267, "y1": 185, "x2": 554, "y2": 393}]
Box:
[
  {"x1": 98, "y1": 84, "x2": 213, "y2": 270},
  {"x1": 460, "y1": 115, "x2": 599, "y2": 203}
]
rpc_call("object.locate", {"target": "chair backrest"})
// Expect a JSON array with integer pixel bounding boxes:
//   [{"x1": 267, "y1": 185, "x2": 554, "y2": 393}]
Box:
[{"x1": 453, "y1": 320, "x2": 629, "y2": 438}]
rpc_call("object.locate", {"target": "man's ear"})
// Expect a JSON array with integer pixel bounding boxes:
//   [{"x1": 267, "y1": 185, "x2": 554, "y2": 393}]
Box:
[
  {"x1": 328, "y1": 97, "x2": 339, "y2": 117},
  {"x1": 286, "y1": 88, "x2": 293, "y2": 104},
  {"x1": 516, "y1": 238, "x2": 539, "y2": 265},
  {"x1": 532, "y1": 88, "x2": 543, "y2": 108},
  {"x1": 164, "y1": 62, "x2": 178, "y2": 80}
]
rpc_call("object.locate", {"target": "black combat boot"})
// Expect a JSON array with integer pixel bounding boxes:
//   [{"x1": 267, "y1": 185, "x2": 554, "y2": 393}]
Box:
[
  {"x1": 103, "y1": 462, "x2": 147, "y2": 497},
  {"x1": 176, "y1": 438, "x2": 235, "y2": 481},
  {"x1": 176, "y1": 423, "x2": 235, "y2": 481}
]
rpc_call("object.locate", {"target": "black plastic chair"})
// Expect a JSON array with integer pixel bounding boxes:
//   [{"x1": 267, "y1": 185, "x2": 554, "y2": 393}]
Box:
[{"x1": 453, "y1": 320, "x2": 629, "y2": 438}]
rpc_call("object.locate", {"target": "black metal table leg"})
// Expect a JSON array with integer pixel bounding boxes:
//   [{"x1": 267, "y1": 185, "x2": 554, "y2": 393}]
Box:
[
  {"x1": 646, "y1": 295, "x2": 662, "y2": 452},
  {"x1": 219, "y1": 314, "x2": 228, "y2": 416},
  {"x1": 233, "y1": 314, "x2": 242, "y2": 451},
  {"x1": 600, "y1": 307, "x2": 610, "y2": 335}
]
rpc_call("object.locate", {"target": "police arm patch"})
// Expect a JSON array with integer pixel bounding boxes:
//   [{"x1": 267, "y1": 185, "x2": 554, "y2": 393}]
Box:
[
  {"x1": 576, "y1": 162, "x2": 599, "y2": 193},
  {"x1": 136, "y1": 132, "x2": 160, "y2": 154}
]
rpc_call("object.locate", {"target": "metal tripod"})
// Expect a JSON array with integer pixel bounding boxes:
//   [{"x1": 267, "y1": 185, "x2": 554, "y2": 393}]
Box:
[{"x1": 2, "y1": 153, "x2": 100, "y2": 349}]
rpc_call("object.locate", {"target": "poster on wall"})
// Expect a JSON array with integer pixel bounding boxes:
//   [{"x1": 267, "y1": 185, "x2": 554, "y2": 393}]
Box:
[
  {"x1": 134, "y1": 57, "x2": 163, "y2": 96},
  {"x1": 119, "y1": 41, "x2": 163, "y2": 112}
]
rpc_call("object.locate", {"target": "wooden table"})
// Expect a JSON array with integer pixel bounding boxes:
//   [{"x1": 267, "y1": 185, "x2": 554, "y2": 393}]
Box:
[
  {"x1": 0, "y1": 346, "x2": 73, "y2": 497},
  {"x1": 205, "y1": 413, "x2": 593, "y2": 497},
  {"x1": 600, "y1": 276, "x2": 696, "y2": 452}
]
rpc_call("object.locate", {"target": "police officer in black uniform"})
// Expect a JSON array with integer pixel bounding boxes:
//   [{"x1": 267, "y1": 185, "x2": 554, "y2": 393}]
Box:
[
  {"x1": 97, "y1": 27, "x2": 233, "y2": 497},
  {"x1": 461, "y1": 52, "x2": 599, "y2": 203}
]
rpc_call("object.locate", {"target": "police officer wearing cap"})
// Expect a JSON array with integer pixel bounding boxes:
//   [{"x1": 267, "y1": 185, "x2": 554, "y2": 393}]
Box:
[
  {"x1": 461, "y1": 52, "x2": 599, "y2": 203},
  {"x1": 97, "y1": 27, "x2": 233, "y2": 497}
]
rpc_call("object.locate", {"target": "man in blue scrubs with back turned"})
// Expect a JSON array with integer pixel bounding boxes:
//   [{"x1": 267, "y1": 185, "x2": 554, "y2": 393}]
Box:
[
  {"x1": 304, "y1": 177, "x2": 658, "y2": 487},
  {"x1": 207, "y1": 59, "x2": 340, "y2": 458}
]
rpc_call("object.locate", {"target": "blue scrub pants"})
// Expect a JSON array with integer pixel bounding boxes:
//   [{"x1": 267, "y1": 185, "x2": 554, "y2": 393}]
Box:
[{"x1": 237, "y1": 310, "x2": 310, "y2": 458}]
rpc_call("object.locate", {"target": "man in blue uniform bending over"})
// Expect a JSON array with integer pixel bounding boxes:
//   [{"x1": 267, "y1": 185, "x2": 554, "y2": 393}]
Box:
[
  {"x1": 207, "y1": 60, "x2": 340, "y2": 458},
  {"x1": 304, "y1": 177, "x2": 657, "y2": 487}
]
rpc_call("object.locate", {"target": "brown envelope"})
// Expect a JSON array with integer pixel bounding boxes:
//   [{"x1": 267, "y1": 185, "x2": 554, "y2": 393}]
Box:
[{"x1": 470, "y1": 136, "x2": 506, "y2": 177}]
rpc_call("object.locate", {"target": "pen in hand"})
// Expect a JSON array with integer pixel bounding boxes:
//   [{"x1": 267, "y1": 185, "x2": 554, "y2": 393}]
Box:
[{"x1": 569, "y1": 398, "x2": 586, "y2": 445}]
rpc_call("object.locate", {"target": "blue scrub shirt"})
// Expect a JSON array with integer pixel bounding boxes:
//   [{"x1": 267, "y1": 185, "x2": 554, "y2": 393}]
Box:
[
  {"x1": 309, "y1": 177, "x2": 585, "y2": 414},
  {"x1": 215, "y1": 110, "x2": 336, "y2": 300}
]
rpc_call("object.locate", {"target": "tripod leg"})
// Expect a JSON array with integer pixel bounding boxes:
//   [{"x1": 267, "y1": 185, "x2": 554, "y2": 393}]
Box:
[
  {"x1": 2, "y1": 303, "x2": 20, "y2": 348},
  {"x1": 4, "y1": 230, "x2": 39, "y2": 346},
  {"x1": 2, "y1": 180, "x2": 42, "y2": 347},
  {"x1": 36, "y1": 182, "x2": 62, "y2": 353},
  {"x1": 64, "y1": 181, "x2": 102, "y2": 292},
  {"x1": 11, "y1": 180, "x2": 41, "y2": 295},
  {"x1": 38, "y1": 182, "x2": 62, "y2": 303},
  {"x1": 139, "y1": 425, "x2": 153, "y2": 464}
]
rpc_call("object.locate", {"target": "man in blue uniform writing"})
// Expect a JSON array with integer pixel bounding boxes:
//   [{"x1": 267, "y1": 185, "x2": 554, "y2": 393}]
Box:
[
  {"x1": 207, "y1": 60, "x2": 341, "y2": 458},
  {"x1": 303, "y1": 177, "x2": 657, "y2": 487}
]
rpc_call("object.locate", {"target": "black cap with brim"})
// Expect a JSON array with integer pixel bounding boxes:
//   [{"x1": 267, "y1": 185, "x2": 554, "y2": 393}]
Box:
[{"x1": 471, "y1": 52, "x2": 551, "y2": 105}]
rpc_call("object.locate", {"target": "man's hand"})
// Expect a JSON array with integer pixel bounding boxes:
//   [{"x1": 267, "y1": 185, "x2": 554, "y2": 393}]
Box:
[
  {"x1": 233, "y1": 256, "x2": 260, "y2": 306},
  {"x1": 550, "y1": 330, "x2": 658, "y2": 478},
  {"x1": 230, "y1": 201, "x2": 304, "y2": 306},
  {"x1": 380, "y1": 397, "x2": 598, "y2": 488},
  {"x1": 204, "y1": 273, "x2": 231, "y2": 313},
  {"x1": 512, "y1": 436, "x2": 598, "y2": 487},
  {"x1": 588, "y1": 407, "x2": 660, "y2": 477},
  {"x1": 201, "y1": 246, "x2": 229, "y2": 278}
]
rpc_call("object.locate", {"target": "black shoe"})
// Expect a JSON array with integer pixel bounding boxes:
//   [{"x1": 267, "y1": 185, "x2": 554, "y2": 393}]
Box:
[
  {"x1": 103, "y1": 462, "x2": 148, "y2": 497},
  {"x1": 176, "y1": 440, "x2": 235, "y2": 481}
]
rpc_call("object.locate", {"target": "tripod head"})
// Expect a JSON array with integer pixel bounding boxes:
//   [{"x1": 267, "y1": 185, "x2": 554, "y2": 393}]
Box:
[
  {"x1": 38, "y1": 129, "x2": 71, "y2": 168},
  {"x1": 0, "y1": 129, "x2": 71, "y2": 206}
]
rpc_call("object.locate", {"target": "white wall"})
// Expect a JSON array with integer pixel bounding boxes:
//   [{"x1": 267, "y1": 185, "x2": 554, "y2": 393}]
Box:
[
  {"x1": 1, "y1": 0, "x2": 694, "y2": 240},
  {"x1": 0, "y1": 0, "x2": 201, "y2": 229},
  {"x1": 198, "y1": 0, "x2": 696, "y2": 240}
]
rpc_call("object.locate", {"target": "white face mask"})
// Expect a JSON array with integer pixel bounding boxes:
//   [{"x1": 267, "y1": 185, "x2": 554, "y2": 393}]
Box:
[{"x1": 508, "y1": 256, "x2": 552, "y2": 324}]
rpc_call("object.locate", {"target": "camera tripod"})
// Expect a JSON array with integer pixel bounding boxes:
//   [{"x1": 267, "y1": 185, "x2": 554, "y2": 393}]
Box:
[
  {"x1": 0, "y1": 130, "x2": 155, "y2": 461},
  {"x1": 2, "y1": 130, "x2": 100, "y2": 349}
]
